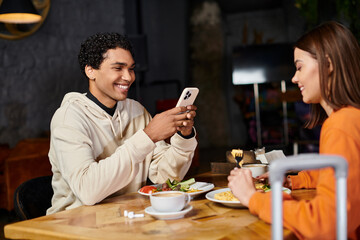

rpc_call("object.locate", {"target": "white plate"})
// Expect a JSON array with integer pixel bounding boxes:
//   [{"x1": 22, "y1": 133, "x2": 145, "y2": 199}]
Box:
[
  {"x1": 206, "y1": 187, "x2": 292, "y2": 208},
  {"x1": 145, "y1": 205, "x2": 193, "y2": 220},
  {"x1": 205, "y1": 188, "x2": 245, "y2": 208},
  {"x1": 138, "y1": 182, "x2": 214, "y2": 198}
]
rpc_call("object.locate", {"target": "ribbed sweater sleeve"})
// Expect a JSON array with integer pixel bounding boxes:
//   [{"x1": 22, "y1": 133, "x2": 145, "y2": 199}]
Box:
[
  {"x1": 248, "y1": 107, "x2": 360, "y2": 239},
  {"x1": 290, "y1": 169, "x2": 320, "y2": 190},
  {"x1": 249, "y1": 191, "x2": 293, "y2": 223}
]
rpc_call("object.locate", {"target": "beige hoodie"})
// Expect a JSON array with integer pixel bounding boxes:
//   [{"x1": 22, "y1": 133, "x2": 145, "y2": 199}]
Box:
[{"x1": 47, "y1": 92, "x2": 197, "y2": 214}]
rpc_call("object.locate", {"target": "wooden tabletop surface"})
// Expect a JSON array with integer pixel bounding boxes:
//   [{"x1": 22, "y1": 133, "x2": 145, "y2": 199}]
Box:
[{"x1": 4, "y1": 172, "x2": 316, "y2": 240}]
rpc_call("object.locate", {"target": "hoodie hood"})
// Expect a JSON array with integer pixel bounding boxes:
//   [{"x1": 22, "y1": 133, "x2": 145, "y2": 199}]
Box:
[
  {"x1": 61, "y1": 92, "x2": 125, "y2": 118},
  {"x1": 61, "y1": 92, "x2": 125, "y2": 137}
]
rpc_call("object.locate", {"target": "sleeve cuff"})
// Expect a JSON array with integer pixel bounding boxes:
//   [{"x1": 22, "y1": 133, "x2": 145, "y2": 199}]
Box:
[
  {"x1": 171, "y1": 128, "x2": 197, "y2": 151},
  {"x1": 290, "y1": 175, "x2": 303, "y2": 190},
  {"x1": 249, "y1": 192, "x2": 268, "y2": 215},
  {"x1": 249, "y1": 191, "x2": 293, "y2": 222},
  {"x1": 177, "y1": 127, "x2": 196, "y2": 139}
]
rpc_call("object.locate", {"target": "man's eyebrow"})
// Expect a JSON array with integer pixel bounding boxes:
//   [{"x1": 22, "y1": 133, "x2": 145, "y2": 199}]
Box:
[
  {"x1": 111, "y1": 62, "x2": 136, "y2": 67},
  {"x1": 111, "y1": 62, "x2": 127, "y2": 66}
]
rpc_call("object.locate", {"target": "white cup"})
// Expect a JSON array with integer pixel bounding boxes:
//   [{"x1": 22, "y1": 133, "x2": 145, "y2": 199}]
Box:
[
  {"x1": 150, "y1": 191, "x2": 190, "y2": 212},
  {"x1": 242, "y1": 164, "x2": 267, "y2": 178}
]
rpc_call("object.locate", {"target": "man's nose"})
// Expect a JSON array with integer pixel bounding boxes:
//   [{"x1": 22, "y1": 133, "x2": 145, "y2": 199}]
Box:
[{"x1": 122, "y1": 70, "x2": 132, "y2": 80}]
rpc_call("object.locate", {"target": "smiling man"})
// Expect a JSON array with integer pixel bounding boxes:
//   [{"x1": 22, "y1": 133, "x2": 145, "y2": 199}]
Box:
[{"x1": 47, "y1": 33, "x2": 198, "y2": 214}]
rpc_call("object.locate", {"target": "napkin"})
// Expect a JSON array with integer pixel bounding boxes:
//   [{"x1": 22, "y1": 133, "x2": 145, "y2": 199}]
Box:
[{"x1": 257, "y1": 150, "x2": 287, "y2": 165}]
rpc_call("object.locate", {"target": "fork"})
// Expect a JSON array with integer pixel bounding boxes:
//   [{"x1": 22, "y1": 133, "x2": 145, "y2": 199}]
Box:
[{"x1": 231, "y1": 149, "x2": 244, "y2": 168}]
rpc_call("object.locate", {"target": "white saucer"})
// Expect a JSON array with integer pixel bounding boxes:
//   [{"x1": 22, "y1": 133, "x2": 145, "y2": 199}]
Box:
[{"x1": 145, "y1": 205, "x2": 193, "y2": 220}]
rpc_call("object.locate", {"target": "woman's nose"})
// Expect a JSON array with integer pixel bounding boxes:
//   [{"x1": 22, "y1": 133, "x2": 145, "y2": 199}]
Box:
[{"x1": 291, "y1": 73, "x2": 297, "y2": 84}]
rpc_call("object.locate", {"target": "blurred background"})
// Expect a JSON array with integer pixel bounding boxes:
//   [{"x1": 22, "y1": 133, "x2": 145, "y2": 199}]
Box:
[{"x1": 0, "y1": 0, "x2": 359, "y2": 235}]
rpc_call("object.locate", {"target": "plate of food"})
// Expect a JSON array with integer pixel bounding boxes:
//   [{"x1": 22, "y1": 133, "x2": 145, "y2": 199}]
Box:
[
  {"x1": 138, "y1": 178, "x2": 214, "y2": 198},
  {"x1": 205, "y1": 188, "x2": 245, "y2": 208},
  {"x1": 254, "y1": 182, "x2": 291, "y2": 194},
  {"x1": 206, "y1": 184, "x2": 292, "y2": 208}
]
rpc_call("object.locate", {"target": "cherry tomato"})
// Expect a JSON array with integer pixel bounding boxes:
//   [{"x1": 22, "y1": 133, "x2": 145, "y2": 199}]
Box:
[{"x1": 139, "y1": 186, "x2": 157, "y2": 194}]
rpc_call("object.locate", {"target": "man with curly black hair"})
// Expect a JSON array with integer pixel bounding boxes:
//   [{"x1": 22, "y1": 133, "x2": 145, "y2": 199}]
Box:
[{"x1": 47, "y1": 32, "x2": 198, "y2": 214}]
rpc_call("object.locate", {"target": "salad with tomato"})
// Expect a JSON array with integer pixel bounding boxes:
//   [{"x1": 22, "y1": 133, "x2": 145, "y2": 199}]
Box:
[{"x1": 139, "y1": 178, "x2": 196, "y2": 194}]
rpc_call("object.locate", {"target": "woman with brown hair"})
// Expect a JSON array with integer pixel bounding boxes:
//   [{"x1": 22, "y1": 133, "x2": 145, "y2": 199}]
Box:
[{"x1": 228, "y1": 21, "x2": 360, "y2": 239}]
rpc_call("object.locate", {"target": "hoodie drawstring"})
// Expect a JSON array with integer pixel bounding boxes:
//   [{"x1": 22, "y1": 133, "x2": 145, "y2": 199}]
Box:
[
  {"x1": 105, "y1": 109, "x2": 123, "y2": 139},
  {"x1": 117, "y1": 109, "x2": 123, "y2": 138},
  {"x1": 105, "y1": 113, "x2": 117, "y2": 137}
]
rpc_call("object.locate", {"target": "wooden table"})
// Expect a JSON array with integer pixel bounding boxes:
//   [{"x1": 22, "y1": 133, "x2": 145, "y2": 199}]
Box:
[{"x1": 4, "y1": 173, "x2": 315, "y2": 240}]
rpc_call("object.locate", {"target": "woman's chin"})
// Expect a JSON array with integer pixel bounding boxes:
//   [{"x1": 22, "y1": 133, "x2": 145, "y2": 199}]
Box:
[
  {"x1": 302, "y1": 96, "x2": 314, "y2": 104},
  {"x1": 302, "y1": 98, "x2": 310, "y2": 104}
]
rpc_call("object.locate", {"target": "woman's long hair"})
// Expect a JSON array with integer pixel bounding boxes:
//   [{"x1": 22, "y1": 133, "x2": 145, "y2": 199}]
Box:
[{"x1": 294, "y1": 21, "x2": 360, "y2": 128}]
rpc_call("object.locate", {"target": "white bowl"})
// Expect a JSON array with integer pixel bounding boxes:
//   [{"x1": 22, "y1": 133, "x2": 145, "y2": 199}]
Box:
[{"x1": 242, "y1": 164, "x2": 267, "y2": 177}]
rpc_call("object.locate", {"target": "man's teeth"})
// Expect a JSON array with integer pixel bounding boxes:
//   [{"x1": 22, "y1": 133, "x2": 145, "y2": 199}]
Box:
[
  {"x1": 300, "y1": 87, "x2": 304, "y2": 91},
  {"x1": 118, "y1": 85, "x2": 129, "y2": 90}
]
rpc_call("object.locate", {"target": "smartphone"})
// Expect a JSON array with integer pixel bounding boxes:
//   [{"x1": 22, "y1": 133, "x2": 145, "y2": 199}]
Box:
[{"x1": 175, "y1": 87, "x2": 199, "y2": 108}]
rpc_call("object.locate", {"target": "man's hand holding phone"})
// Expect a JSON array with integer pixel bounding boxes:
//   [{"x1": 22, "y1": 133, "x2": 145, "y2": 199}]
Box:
[
  {"x1": 175, "y1": 87, "x2": 198, "y2": 136},
  {"x1": 144, "y1": 87, "x2": 198, "y2": 142},
  {"x1": 177, "y1": 105, "x2": 197, "y2": 136},
  {"x1": 144, "y1": 106, "x2": 197, "y2": 142}
]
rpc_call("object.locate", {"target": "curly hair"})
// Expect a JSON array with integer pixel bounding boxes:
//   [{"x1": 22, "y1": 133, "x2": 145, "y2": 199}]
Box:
[{"x1": 78, "y1": 32, "x2": 134, "y2": 77}]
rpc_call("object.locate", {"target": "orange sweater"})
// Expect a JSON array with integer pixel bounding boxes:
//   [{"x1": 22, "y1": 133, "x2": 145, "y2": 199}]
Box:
[{"x1": 249, "y1": 106, "x2": 360, "y2": 240}]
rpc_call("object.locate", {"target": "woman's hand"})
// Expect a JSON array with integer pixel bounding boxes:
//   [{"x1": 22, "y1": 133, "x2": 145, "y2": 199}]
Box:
[
  {"x1": 228, "y1": 168, "x2": 257, "y2": 207},
  {"x1": 255, "y1": 171, "x2": 292, "y2": 189},
  {"x1": 255, "y1": 172, "x2": 269, "y2": 182},
  {"x1": 284, "y1": 175, "x2": 292, "y2": 189}
]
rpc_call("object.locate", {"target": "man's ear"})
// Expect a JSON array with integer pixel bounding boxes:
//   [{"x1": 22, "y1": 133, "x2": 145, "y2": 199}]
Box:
[
  {"x1": 326, "y1": 55, "x2": 333, "y2": 74},
  {"x1": 85, "y1": 65, "x2": 95, "y2": 80}
]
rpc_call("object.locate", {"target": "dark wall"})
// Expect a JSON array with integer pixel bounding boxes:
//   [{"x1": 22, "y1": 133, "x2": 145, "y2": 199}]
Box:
[
  {"x1": 0, "y1": 0, "x2": 189, "y2": 147},
  {"x1": 0, "y1": 0, "x2": 126, "y2": 147},
  {"x1": 133, "y1": 0, "x2": 189, "y2": 113}
]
